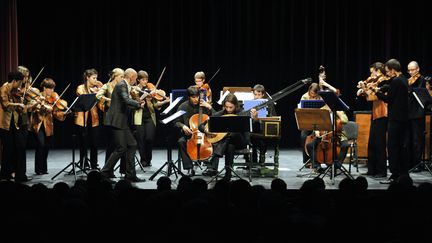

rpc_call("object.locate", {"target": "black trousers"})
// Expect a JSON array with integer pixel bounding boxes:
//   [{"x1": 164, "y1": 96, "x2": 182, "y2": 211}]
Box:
[
  {"x1": 367, "y1": 117, "x2": 388, "y2": 175},
  {"x1": 0, "y1": 122, "x2": 27, "y2": 181},
  {"x1": 76, "y1": 124, "x2": 99, "y2": 169},
  {"x1": 178, "y1": 136, "x2": 193, "y2": 170},
  {"x1": 34, "y1": 125, "x2": 51, "y2": 174},
  {"x1": 209, "y1": 133, "x2": 248, "y2": 170},
  {"x1": 251, "y1": 136, "x2": 267, "y2": 163},
  {"x1": 101, "y1": 127, "x2": 137, "y2": 179},
  {"x1": 134, "y1": 118, "x2": 156, "y2": 164},
  {"x1": 387, "y1": 120, "x2": 409, "y2": 180},
  {"x1": 406, "y1": 117, "x2": 425, "y2": 169}
]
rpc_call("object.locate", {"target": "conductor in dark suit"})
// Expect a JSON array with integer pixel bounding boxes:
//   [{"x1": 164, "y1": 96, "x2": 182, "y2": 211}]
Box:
[{"x1": 101, "y1": 68, "x2": 145, "y2": 182}]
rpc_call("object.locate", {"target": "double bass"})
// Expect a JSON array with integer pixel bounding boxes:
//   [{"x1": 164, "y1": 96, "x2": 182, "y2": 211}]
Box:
[{"x1": 186, "y1": 90, "x2": 213, "y2": 161}]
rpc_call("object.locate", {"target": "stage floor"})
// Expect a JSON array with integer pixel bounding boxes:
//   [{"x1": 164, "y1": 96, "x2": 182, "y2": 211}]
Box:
[{"x1": 21, "y1": 148, "x2": 432, "y2": 189}]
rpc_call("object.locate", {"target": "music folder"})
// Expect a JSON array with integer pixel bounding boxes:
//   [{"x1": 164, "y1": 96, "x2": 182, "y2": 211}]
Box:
[
  {"x1": 162, "y1": 97, "x2": 183, "y2": 115},
  {"x1": 66, "y1": 93, "x2": 97, "y2": 114},
  {"x1": 161, "y1": 110, "x2": 186, "y2": 124},
  {"x1": 208, "y1": 115, "x2": 252, "y2": 133},
  {"x1": 413, "y1": 87, "x2": 432, "y2": 109}
]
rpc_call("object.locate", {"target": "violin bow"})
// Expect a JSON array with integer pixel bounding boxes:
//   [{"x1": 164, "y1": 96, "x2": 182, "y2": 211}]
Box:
[
  {"x1": 23, "y1": 66, "x2": 45, "y2": 98},
  {"x1": 207, "y1": 67, "x2": 220, "y2": 85},
  {"x1": 29, "y1": 66, "x2": 45, "y2": 87},
  {"x1": 154, "y1": 66, "x2": 166, "y2": 89},
  {"x1": 51, "y1": 83, "x2": 71, "y2": 107}
]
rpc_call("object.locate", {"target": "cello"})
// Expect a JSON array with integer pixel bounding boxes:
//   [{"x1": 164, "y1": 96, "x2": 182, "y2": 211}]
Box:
[
  {"x1": 304, "y1": 118, "x2": 343, "y2": 165},
  {"x1": 186, "y1": 89, "x2": 213, "y2": 161}
]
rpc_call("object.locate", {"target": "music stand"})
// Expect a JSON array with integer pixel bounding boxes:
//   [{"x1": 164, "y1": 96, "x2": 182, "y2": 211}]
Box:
[
  {"x1": 51, "y1": 93, "x2": 97, "y2": 181},
  {"x1": 207, "y1": 115, "x2": 252, "y2": 183},
  {"x1": 410, "y1": 88, "x2": 432, "y2": 175},
  {"x1": 318, "y1": 90, "x2": 353, "y2": 184},
  {"x1": 148, "y1": 103, "x2": 186, "y2": 181},
  {"x1": 295, "y1": 108, "x2": 332, "y2": 176}
]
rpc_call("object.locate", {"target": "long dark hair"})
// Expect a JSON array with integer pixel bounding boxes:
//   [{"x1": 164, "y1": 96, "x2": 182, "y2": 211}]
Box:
[{"x1": 223, "y1": 93, "x2": 239, "y2": 111}]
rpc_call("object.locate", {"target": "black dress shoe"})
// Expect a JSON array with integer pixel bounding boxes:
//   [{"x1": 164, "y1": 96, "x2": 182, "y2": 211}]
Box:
[
  {"x1": 361, "y1": 172, "x2": 374, "y2": 176},
  {"x1": 202, "y1": 168, "x2": 217, "y2": 176},
  {"x1": 373, "y1": 173, "x2": 387, "y2": 178},
  {"x1": 379, "y1": 178, "x2": 394, "y2": 184},
  {"x1": 186, "y1": 169, "x2": 195, "y2": 177},
  {"x1": 126, "y1": 176, "x2": 146, "y2": 183},
  {"x1": 222, "y1": 174, "x2": 231, "y2": 181}
]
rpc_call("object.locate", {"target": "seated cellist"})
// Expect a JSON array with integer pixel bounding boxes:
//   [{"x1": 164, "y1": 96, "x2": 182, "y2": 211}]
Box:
[
  {"x1": 175, "y1": 86, "x2": 213, "y2": 176},
  {"x1": 305, "y1": 106, "x2": 349, "y2": 173}
]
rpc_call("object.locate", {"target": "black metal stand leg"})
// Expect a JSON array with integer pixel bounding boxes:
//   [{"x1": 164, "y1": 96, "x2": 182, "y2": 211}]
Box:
[
  {"x1": 149, "y1": 147, "x2": 184, "y2": 181},
  {"x1": 207, "y1": 166, "x2": 242, "y2": 184},
  {"x1": 51, "y1": 134, "x2": 87, "y2": 181},
  {"x1": 409, "y1": 161, "x2": 432, "y2": 176}
]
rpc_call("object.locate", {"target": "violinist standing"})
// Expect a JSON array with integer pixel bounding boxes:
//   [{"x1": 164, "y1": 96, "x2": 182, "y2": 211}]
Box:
[
  {"x1": 28, "y1": 78, "x2": 65, "y2": 175},
  {"x1": 375, "y1": 59, "x2": 409, "y2": 184},
  {"x1": 175, "y1": 86, "x2": 213, "y2": 176},
  {"x1": 75, "y1": 68, "x2": 102, "y2": 170},
  {"x1": 0, "y1": 71, "x2": 32, "y2": 182},
  {"x1": 356, "y1": 62, "x2": 389, "y2": 178},
  {"x1": 133, "y1": 70, "x2": 170, "y2": 167},
  {"x1": 96, "y1": 68, "x2": 124, "y2": 177},
  {"x1": 194, "y1": 71, "x2": 212, "y2": 104},
  {"x1": 406, "y1": 61, "x2": 427, "y2": 172},
  {"x1": 201, "y1": 94, "x2": 253, "y2": 181},
  {"x1": 100, "y1": 68, "x2": 145, "y2": 182}
]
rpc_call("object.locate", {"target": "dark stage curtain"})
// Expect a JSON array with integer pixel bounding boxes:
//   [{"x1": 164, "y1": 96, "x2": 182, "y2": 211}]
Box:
[
  {"x1": 0, "y1": 0, "x2": 19, "y2": 84},
  {"x1": 15, "y1": 0, "x2": 432, "y2": 148}
]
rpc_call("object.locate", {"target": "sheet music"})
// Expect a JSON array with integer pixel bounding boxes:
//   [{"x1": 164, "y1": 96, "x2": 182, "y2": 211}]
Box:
[
  {"x1": 161, "y1": 110, "x2": 186, "y2": 124},
  {"x1": 233, "y1": 92, "x2": 254, "y2": 101},
  {"x1": 217, "y1": 90, "x2": 230, "y2": 105},
  {"x1": 162, "y1": 97, "x2": 183, "y2": 115},
  {"x1": 413, "y1": 92, "x2": 424, "y2": 109}
]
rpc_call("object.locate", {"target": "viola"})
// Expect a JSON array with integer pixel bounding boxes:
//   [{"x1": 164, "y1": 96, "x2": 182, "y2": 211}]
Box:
[{"x1": 145, "y1": 82, "x2": 168, "y2": 101}]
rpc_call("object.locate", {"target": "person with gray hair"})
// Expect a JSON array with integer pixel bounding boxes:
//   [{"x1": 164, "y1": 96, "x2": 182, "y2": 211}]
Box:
[{"x1": 406, "y1": 61, "x2": 427, "y2": 172}]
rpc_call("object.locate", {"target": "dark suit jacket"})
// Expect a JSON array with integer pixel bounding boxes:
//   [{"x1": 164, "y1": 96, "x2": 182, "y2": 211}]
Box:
[
  {"x1": 104, "y1": 80, "x2": 140, "y2": 129},
  {"x1": 376, "y1": 74, "x2": 409, "y2": 122}
]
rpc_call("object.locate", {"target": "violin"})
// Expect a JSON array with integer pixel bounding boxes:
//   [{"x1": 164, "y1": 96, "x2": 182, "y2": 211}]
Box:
[
  {"x1": 89, "y1": 81, "x2": 103, "y2": 94},
  {"x1": 145, "y1": 82, "x2": 168, "y2": 101},
  {"x1": 199, "y1": 83, "x2": 212, "y2": 104},
  {"x1": 53, "y1": 99, "x2": 69, "y2": 121},
  {"x1": 46, "y1": 91, "x2": 59, "y2": 105}
]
